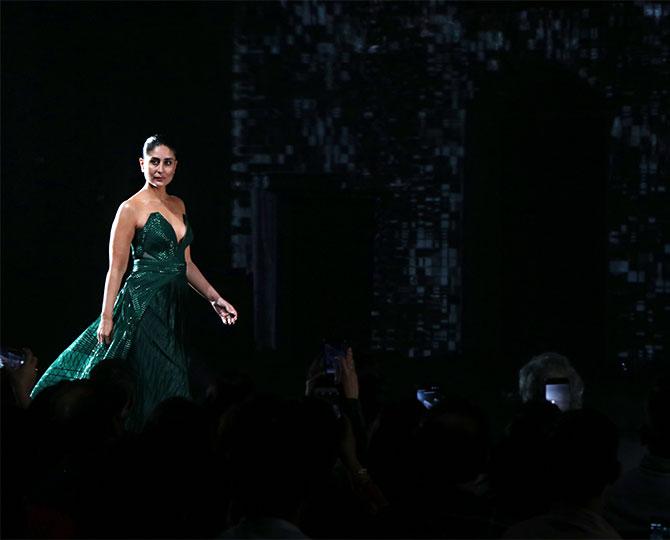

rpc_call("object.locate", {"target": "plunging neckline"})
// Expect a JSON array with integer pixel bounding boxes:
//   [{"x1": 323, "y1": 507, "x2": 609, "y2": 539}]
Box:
[{"x1": 146, "y1": 211, "x2": 188, "y2": 245}]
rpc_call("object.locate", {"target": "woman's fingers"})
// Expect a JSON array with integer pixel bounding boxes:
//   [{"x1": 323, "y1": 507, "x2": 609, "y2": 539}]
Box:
[
  {"x1": 97, "y1": 319, "x2": 113, "y2": 345},
  {"x1": 213, "y1": 299, "x2": 238, "y2": 326},
  {"x1": 224, "y1": 306, "x2": 237, "y2": 323},
  {"x1": 223, "y1": 307, "x2": 237, "y2": 325}
]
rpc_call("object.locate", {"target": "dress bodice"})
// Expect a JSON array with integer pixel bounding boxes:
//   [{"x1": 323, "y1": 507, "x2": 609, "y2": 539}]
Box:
[{"x1": 131, "y1": 212, "x2": 193, "y2": 263}]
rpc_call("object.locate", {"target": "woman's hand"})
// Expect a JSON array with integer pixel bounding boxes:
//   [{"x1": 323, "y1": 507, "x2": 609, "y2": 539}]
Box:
[
  {"x1": 212, "y1": 297, "x2": 238, "y2": 325},
  {"x1": 97, "y1": 315, "x2": 113, "y2": 345}
]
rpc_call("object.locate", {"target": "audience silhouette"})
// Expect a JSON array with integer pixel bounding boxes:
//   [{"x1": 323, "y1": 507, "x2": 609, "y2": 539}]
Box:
[{"x1": 0, "y1": 346, "x2": 657, "y2": 539}]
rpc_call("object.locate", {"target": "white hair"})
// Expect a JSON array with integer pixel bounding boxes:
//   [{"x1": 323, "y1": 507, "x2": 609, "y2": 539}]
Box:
[{"x1": 518, "y1": 352, "x2": 584, "y2": 410}]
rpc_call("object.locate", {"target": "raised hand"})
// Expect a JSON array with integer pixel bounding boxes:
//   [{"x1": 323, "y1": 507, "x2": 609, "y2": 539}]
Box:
[
  {"x1": 6, "y1": 348, "x2": 39, "y2": 408},
  {"x1": 339, "y1": 347, "x2": 359, "y2": 399}
]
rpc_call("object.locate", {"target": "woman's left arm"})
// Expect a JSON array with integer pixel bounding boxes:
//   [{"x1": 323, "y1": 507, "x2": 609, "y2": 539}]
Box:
[{"x1": 185, "y1": 246, "x2": 238, "y2": 325}]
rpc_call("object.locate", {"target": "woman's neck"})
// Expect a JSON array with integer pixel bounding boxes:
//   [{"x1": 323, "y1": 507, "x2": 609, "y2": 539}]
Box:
[{"x1": 142, "y1": 182, "x2": 169, "y2": 201}]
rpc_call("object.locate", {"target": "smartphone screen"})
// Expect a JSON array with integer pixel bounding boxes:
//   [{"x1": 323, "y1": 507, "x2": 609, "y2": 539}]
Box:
[
  {"x1": 545, "y1": 377, "x2": 571, "y2": 411},
  {"x1": 324, "y1": 344, "x2": 344, "y2": 375},
  {"x1": 0, "y1": 348, "x2": 25, "y2": 370},
  {"x1": 417, "y1": 385, "x2": 444, "y2": 410}
]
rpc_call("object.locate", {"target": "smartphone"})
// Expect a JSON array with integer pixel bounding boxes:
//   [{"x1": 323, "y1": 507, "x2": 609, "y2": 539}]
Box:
[
  {"x1": 416, "y1": 385, "x2": 444, "y2": 410},
  {"x1": 324, "y1": 343, "x2": 345, "y2": 376},
  {"x1": 0, "y1": 348, "x2": 26, "y2": 370},
  {"x1": 545, "y1": 377, "x2": 571, "y2": 412}
]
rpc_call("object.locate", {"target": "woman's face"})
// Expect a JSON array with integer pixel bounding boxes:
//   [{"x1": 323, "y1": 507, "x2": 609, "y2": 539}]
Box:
[{"x1": 139, "y1": 144, "x2": 177, "y2": 189}]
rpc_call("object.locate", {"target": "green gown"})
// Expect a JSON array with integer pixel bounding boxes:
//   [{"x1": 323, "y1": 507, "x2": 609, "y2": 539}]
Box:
[{"x1": 31, "y1": 212, "x2": 194, "y2": 431}]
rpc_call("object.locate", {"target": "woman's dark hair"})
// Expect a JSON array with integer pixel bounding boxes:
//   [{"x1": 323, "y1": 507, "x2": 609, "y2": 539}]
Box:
[{"x1": 142, "y1": 133, "x2": 177, "y2": 158}]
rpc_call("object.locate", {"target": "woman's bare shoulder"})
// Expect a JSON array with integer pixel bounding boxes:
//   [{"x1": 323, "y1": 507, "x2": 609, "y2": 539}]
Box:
[
  {"x1": 115, "y1": 195, "x2": 148, "y2": 226},
  {"x1": 124, "y1": 192, "x2": 158, "y2": 215},
  {"x1": 125, "y1": 190, "x2": 152, "y2": 206},
  {"x1": 119, "y1": 196, "x2": 140, "y2": 212}
]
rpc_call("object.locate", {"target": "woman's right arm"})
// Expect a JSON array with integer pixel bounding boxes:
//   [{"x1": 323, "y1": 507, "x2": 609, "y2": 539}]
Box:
[{"x1": 97, "y1": 203, "x2": 137, "y2": 345}]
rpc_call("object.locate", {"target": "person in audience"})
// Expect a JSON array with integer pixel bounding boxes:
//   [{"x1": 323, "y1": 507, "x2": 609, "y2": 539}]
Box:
[
  {"x1": 504, "y1": 409, "x2": 621, "y2": 539},
  {"x1": 604, "y1": 375, "x2": 670, "y2": 538},
  {"x1": 1, "y1": 348, "x2": 40, "y2": 537},
  {"x1": 89, "y1": 358, "x2": 137, "y2": 437},
  {"x1": 489, "y1": 399, "x2": 562, "y2": 526},
  {"x1": 2, "y1": 347, "x2": 39, "y2": 409},
  {"x1": 205, "y1": 369, "x2": 256, "y2": 434},
  {"x1": 373, "y1": 394, "x2": 496, "y2": 538},
  {"x1": 137, "y1": 397, "x2": 223, "y2": 538},
  {"x1": 23, "y1": 379, "x2": 120, "y2": 538},
  {"x1": 301, "y1": 349, "x2": 388, "y2": 538},
  {"x1": 218, "y1": 395, "x2": 338, "y2": 538},
  {"x1": 518, "y1": 351, "x2": 584, "y2": 410},
  {"x1": 306, "y1": 346, "x2": 369, "y2": 463}
]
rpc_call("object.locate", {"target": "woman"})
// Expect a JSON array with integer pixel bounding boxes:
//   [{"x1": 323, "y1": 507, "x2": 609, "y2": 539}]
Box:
[{"x1": 31, "y1": 134, "x2": 238, "y2": 430}]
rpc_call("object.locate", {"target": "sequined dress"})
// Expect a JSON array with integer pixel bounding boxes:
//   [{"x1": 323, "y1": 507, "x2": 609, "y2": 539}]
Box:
[{"x1": 31, "y1": 212, "x2": 193, "y2": 430}]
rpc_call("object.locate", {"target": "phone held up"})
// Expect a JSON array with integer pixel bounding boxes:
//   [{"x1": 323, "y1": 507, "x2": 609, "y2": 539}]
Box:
[
  {"x1": 323, "y1": 342, "x2": 347, "y2": 383},
  {"x1": 312, "y1": 342, "x2": 348, "y2": 418},
  {"x1": 545, "y1": 377, "x2": 571, "y2": 412},
  {"x1": 416, "y1": 384, "x2": 444, "y2": 410},
  {"x1": 0, "y1": 347, "x2": 26, "y2": 370}
]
